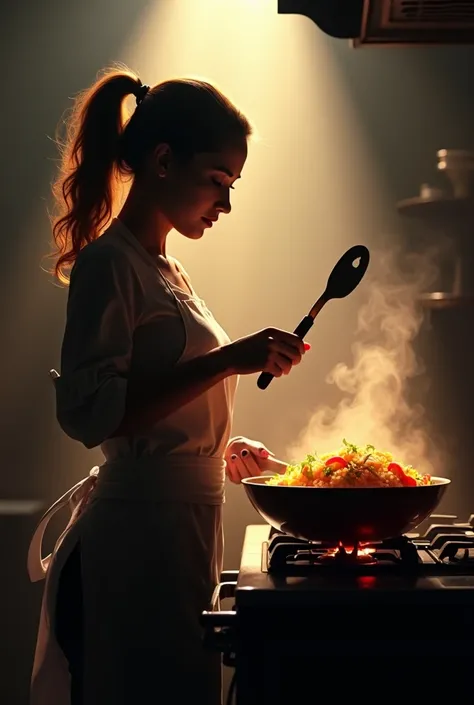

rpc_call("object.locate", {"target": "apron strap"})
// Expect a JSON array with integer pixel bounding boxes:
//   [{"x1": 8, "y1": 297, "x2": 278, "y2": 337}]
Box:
[{"x1": 27, "y1": 467, "x2": 99, "y2": 582}]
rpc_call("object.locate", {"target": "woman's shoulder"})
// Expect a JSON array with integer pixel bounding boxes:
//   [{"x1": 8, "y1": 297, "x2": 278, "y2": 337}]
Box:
[
  {"x1": 69, "y1": 227, "x2": 146, "y2": 304},
  {"x1": 73, "y1": 221, "x2": 138, "y2": 278}
]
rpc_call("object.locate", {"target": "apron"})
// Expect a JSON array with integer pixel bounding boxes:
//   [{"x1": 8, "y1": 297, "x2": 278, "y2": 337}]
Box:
[{"x1": 28, "y1": 260, "x2": 237, "y2": 705}]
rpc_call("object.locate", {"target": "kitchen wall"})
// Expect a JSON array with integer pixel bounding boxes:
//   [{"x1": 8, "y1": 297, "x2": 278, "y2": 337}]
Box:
[{"x1": 1, "y1": 1, "x2": 473, "y2": 702}]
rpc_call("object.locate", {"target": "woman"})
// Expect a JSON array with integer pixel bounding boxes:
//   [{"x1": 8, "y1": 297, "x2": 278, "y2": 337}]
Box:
[{"x1": 29, "y1": 67, "x2": 308, "y2": 705}]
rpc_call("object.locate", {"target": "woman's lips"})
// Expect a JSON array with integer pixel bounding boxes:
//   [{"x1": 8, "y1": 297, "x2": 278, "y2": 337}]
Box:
[{"x1": 202, "y1": 217, "x2": 213, "y2": 228}]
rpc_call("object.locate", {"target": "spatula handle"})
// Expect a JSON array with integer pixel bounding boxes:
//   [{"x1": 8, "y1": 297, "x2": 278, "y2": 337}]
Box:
[
  {"x1": 256, "y1": 372, "x2": 276, "y2": 390},
  {"x1": 293, "y1": 315, "x2": 315, "y2": 338},
  {"x1": 257, "y1": 315, "x2": 315, "y2": 390}
]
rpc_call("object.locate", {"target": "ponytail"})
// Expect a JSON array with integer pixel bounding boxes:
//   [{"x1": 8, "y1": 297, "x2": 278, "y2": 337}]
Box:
[
  {"x1": 49, "y1": 67, "x2": 253, "y2": 284},
  {"x1": 50, "y1": 66, "x2": 141, "y2": 284}
]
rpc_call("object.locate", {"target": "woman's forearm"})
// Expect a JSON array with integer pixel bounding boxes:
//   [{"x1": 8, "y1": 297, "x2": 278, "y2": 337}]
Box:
[{"x1": 111, "y1": 346, "x2": 234, "y2": 436}]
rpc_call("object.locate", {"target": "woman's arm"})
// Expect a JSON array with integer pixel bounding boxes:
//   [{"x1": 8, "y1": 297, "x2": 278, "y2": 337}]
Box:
[
  {"x1": 56, "y1": 244, "x2": 238, "y2": 447},
  {"x1": 56, "y1": 245, "x2": 304, "y2": 448},
  {"x1": 112, "y1": 345, "x2": 233, "y2": 436},
  {"x1": 55, "y1": 246, "x2": 142, "y2": 449}
]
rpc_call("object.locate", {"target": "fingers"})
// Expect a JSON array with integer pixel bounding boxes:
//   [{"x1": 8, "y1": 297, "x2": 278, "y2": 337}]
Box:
[
  {"x1": 272, "y1": 340, "x2": 305, "y2": 366},
  {"x1": 225, "y1": 455, "x2": 240, "y2": 483},
  {"x1": 234, "y1": 453, "x2": 252, "y2": 479},
  {"x1": 257, "y1": 444, "x2": 274, "y2": 459},
  {"x1": 226, "y1": 452, "x2": 251, "y2": 483},
  {"x1": 265, "y1": 360, "x2": 283, "y2": 377},
  {"x1": 225, "y1": 462, "x2": 237, "y2": 483},
  {"x1": 266, "y1": 328, "x2": 306, "y2": 356},
  {"x1": 262, "y1": 328, "x2": 312, "y2": 377},
  {"x1": 240, "y1": 448, "x2": 262, "y2": 477},
  {"x1": 225, "y1": 440, "x2": 275, "y2": 483},
  {"x1": 267, "y1": 350, "x2": 303, "y2": 376},
  {"x1": 270, "y1": 353, "x2": 292, "y2": 376},
  {"x1": 226, "y1": 437, "x2": 274, "y2": 459}
]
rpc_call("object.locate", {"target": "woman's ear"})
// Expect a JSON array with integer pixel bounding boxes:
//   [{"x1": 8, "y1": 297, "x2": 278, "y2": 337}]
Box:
[{"x1": 153, "y1": 143, "x2": 173, "y2": 178}]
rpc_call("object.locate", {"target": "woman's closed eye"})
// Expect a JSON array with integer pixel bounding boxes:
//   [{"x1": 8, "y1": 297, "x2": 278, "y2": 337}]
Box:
[{"x1": 212, "y1": 177, "x2": 235, "y2": 190}]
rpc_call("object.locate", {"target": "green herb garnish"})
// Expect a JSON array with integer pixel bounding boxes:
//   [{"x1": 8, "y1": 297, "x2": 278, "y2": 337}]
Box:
[{"x1": 343, "y1": 439, "x2": 359, "y2": 453}]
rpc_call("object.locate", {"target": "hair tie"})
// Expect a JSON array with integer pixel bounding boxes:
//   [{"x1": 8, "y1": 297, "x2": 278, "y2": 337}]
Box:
[{"x1": 135, "y1": 83, "x2": 150, "y2": 107}]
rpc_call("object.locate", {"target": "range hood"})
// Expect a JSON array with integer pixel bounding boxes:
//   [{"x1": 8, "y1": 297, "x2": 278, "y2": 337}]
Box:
[{"x1": 278, "y1": 0, "x2": 474, "y2": 46}]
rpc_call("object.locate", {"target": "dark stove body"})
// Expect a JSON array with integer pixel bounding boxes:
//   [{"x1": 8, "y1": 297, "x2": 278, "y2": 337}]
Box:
[{"x1": 203, "y1": 516, "x2": 474, "y2": 704}]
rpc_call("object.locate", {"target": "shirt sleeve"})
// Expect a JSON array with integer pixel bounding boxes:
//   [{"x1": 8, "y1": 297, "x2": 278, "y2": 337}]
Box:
[{"x1": 54, "y1": 245, "x2": 144, "y2": 449}]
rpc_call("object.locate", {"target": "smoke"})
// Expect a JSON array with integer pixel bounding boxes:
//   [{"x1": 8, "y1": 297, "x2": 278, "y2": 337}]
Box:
[{"x1": 287, "y1": 247, "x2": 441, "y2": 473}]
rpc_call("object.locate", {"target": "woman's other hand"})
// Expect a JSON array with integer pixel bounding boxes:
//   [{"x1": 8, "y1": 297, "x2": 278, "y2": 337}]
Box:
[{"x1": 225, "y1": 436, "x2": 282, "y2": 484}]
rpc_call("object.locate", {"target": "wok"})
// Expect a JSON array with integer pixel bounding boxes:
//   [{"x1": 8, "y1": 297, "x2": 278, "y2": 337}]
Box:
[{"x1": 241, "y1": 476, "x2": 451, "y2": 543}]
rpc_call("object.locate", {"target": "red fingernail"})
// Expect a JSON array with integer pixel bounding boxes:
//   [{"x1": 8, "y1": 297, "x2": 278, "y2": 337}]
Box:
[{"x1": 304, "y1": 343, "x2": 311, "y2": 351}]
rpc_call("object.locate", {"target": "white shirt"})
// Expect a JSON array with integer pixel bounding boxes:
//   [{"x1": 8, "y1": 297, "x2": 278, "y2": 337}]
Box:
[{"x1": 55, "y1": 218, "x2": 237, "y2": 460}]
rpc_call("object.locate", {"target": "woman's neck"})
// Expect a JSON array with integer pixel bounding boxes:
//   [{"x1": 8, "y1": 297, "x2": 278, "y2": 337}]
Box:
[{"x1": 117, "y1": 182, "x2": 172, "y2": 258}]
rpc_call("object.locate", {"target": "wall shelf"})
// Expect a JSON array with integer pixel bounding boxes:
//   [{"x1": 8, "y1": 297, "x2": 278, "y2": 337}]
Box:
[
  {"x1": 397, "y1": 194, "x2": 474, "y2": 309},
  {"x1": 397, "y1": 195, "x2": 474, "y2": 223}
]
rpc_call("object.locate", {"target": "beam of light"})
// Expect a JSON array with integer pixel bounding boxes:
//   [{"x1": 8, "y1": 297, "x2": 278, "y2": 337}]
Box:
[
  {"x1": 121, "y1": 0, "x2": 394, "y2": 304},
  {"x1": 118, "y1": 0, "x2": 421, "y2": 552}
]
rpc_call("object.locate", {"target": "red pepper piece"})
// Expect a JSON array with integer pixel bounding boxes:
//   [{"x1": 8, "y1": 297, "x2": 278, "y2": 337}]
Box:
[
  {"x1": 401, "y1": 474, "x2": 417, "y2": 487},
  {"x1": 388, "y1": 462, "x2": 417, "y2": 486},
  {"x1": 325, "y1": 456, "x2": 348, "y2": 470}
]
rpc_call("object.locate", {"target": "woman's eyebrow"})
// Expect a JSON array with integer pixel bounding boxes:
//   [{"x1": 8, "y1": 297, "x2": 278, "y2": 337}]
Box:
[{"x1": 211, "y1": 165, "x2": 241, "y2": 180}]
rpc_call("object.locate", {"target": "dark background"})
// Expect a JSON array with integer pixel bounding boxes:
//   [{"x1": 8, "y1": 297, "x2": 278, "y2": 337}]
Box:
[{"x1": 1, "y1": 2, "x2": 473, "y2": 702}]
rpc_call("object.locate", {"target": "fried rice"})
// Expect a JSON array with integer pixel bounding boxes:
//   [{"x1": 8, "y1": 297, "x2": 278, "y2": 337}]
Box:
[{"x1": 266, "y1": 439, "x2": 432, "y2": 488}]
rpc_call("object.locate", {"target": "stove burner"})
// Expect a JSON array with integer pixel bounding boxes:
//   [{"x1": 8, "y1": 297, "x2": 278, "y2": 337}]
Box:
[
  {"x1": 319, "y1": 544, "x2": 377, "y2": 565},
  {"x1": 265, "y1": 534, "x2": 420, "y2": 572},
  {"x1": 263, "y1": 514, "x2": 474, "y2": 576}
]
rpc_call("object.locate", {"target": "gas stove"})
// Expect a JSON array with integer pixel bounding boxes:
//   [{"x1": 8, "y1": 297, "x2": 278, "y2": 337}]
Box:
[
  {"x1": 263, "y1": 515, "x2": 474, "y2": 575},
  {"x1": 236, "y1": 515, "x2": 474, "y2": 607},
  {"x1": 203, "y1": 514, "x2": 474, "y2": 704}
]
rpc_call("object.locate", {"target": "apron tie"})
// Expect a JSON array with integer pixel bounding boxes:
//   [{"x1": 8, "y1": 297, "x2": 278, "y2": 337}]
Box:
[{"x1": 27, "y1": 467, "x2": 99, "y2": 582}]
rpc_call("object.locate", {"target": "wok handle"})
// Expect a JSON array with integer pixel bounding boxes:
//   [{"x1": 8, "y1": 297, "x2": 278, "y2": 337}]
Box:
[{"x1": 257, "y1": 315, "x2": 315, "y2": 390}]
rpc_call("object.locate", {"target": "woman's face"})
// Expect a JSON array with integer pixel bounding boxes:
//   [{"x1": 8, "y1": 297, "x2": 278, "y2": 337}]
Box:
[{"x1": 153, "y1": 139, "x2": 248, "y2": 239}]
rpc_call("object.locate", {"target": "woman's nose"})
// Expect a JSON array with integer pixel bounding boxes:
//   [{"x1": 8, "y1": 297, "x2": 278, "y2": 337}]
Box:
[{"x1": 216, "y1": 194, "x2": 231, "y2": 215}]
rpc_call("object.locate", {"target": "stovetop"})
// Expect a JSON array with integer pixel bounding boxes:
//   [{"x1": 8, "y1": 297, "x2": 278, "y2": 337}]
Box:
[{"x1": 236, "y1": 514, "x2": 474, "y2": 606}]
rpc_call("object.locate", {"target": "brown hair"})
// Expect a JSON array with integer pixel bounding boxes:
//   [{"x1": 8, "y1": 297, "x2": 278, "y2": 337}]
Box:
[{"x1": 50, "y1": 65, "x2": 252, "y2": 284}]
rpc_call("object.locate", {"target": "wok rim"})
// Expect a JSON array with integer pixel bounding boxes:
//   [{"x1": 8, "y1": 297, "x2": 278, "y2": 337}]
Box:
[{"x1": 241, "y1": 476, "x2": 451, "y2": 489}]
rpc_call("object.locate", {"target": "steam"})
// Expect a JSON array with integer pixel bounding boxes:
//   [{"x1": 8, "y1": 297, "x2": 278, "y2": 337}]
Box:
[{"x1": 287, "y1": 247, "x2": 441, "y2": 473}]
